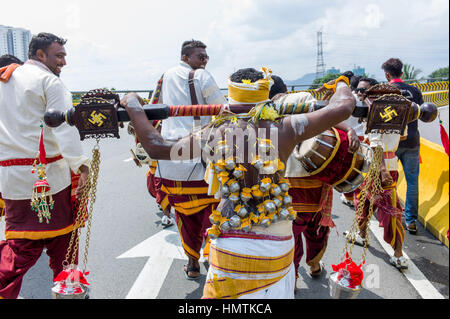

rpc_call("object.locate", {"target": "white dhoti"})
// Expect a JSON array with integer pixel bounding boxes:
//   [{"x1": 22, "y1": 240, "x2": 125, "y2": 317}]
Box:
[{"x1": 202, "y1": 220, "x2": 295, "y2": 299}]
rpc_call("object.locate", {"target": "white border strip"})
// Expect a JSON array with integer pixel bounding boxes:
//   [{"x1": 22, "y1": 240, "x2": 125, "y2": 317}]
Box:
[{"x1": 369, "y1": 222, "x2": 445, "y2": 299}]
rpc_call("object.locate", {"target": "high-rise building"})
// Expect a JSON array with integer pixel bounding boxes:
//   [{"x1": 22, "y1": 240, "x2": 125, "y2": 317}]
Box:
[
  {"x1": 0, "y1": 25, "x2": 32, "y2": 62},
  {"x1": 352, "y1": 65, "x2": 366, "y2": 76}
]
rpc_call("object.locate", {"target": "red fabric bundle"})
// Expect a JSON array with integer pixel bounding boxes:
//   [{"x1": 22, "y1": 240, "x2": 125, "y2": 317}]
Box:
[
  {"x1": 332, "y1": 252, "x2": 364, "y2": 288},
  {"x1": 54, "y1": 268, "x2": 90, "y2": 286}
]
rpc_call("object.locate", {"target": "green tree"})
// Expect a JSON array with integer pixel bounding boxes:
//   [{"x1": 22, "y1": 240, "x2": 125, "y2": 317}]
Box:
[
  {"x1": 428, "y1": 67, "x2": 449, "y2": 80},
  {"x1": 401, "y1": 63, "x2": 422, "y2": 81}
]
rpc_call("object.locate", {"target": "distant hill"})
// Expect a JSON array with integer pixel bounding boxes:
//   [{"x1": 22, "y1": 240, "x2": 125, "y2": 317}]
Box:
[{"x1": 284, "y1": 72, "x2": 316, "y2": 89}]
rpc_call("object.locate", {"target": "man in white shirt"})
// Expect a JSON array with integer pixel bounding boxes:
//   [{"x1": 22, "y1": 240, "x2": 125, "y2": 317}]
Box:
[
  {"x1": 340, "y1": 77, "x2": 375, "y2": 207},
  {"x1": 0, "y1": 33, "x2": 90, "y2": 299},
  {"x1": 150, "y1": 40, "x2": 227, "y2": 280}
]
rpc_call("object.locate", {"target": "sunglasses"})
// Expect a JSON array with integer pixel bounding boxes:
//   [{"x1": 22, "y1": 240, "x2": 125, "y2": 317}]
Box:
[
  {"x1": 355, "y1": 88, "x2": 367, "y2": 93},
  {"x1": 196, "y1": 54, "x2": 209, "y2": 61}
]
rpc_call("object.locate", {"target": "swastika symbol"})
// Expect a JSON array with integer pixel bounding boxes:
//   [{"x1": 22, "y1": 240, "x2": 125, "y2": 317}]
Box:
[
  {"x1": 380, "y1": 106, "x2": 398, "y2": 122},
  {"x1": 88, "y1": 111, "x2": 107, "y2": 127}
]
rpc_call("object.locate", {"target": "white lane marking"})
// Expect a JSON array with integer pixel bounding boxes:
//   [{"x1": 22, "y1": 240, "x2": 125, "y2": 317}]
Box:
[
  {"x1": 369, "y1": 222, "x2": 445, "y2": 299},
  {"x1": 118, "y1": 227, "x2": 207, "y2": 299}
]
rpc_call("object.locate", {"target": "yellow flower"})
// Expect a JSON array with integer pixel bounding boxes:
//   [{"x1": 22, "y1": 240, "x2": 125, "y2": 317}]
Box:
[{"x1": 259, "y1": 105, "x2": 280, "y2": 121}]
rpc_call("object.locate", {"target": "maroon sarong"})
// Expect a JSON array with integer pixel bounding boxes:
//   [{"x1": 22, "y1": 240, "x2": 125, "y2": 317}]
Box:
[
  {"x1": 354, "y1": 171, "x2": 404, "y2": 249},
  {"x1": 292, "y1": 211, "x2": 329, "y2": 275},
  {"x1": 158, "y1": 178, "x2": 219, "y2": 260},
  {"x1": 3, "y1": 186, "x2": 75, "y2": 240},
  {"x1": 0, "y1": 186, "x2": 78, "y2": 299},
  {"x1": 289, "y1": 178, "x2": 332, "y2": 276}
]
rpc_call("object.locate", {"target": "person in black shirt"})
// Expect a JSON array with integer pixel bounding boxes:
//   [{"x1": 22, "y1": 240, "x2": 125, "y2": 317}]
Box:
[{"x1": 381, "y1": 58, "x2": 423, "y2": 234}]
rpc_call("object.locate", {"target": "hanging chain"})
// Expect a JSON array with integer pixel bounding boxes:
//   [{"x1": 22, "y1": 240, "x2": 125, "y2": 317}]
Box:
[
  {"x1": 81, "y1": 140, "x2": 101, "y2": 271},
  {"x1": 343, "y1": 145, "x2": 384, "y2": 265},
  {"x1": 63, "y1": 139, "x2": 101, "y2": 269}
]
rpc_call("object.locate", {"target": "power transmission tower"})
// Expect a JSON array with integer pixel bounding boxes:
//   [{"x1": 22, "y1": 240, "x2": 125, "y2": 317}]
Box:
[{"x1": 316, "y1": 30, "x2": 326, "y2": 79}]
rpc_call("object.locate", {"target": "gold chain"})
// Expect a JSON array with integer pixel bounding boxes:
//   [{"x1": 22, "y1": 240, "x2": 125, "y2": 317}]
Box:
[
  {"x1": 343, "y1": 146, "x2": 384, "y2": 264},
  {"x1": 63, "y1": 139, "x2": 101, "y2": 269}
]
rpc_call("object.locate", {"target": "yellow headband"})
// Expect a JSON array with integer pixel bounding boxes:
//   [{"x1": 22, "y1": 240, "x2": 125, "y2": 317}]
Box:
[{"x1": 228, "y1": 67, "x2": 273, "y2": 104}]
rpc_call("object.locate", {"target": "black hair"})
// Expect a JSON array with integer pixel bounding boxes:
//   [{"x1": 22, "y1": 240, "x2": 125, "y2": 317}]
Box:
[
  {"x1": 359, "y1": 77, "x2": 379, "y2": 87},
  {"x1": 28, "y1": 32, "x2": 67, "y2": 59},
  {"x1": 269, "y1": 75, "x2": 287, "y2": 99},
  {"x1": 0, "y1": 54, "x2": 23, "y2": 68},
  {"x1": 381, "y1": 58, "x2": 403, "y2": 78},
  {"x1": 181, "y1": 39, "x2": 207, "y2": 57},
  {"x1": 350, "y1": 75, "x2": 362, "y2": 91},
  {"x1": 230, "y1": 68, "x2": 264, "y2": 83}
]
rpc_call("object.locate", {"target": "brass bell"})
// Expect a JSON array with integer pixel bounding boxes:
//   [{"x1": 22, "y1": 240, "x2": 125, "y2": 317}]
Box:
[
  {"x1": 280, "y1": 183, "x2": 290, "y2": 193},
  {"x1": 283, "y1": 195, "x2": 293, "y2": 206},
  {"x1": 215, "y1": 165, "x2": 225, "y2": 173},
  {"x1": 252, "y1": 159, "x2": 265, "y2": 170},
  {"x1": 279, "y1": 179, "x2": 290, "y2": 193},
  {"x1": 220, "y1": 221, "x2": 231, "y2": 232},
  {"x1": 237, "y1": 206, "x2": 249, "y2": 218},
  {"x1": 260, "y1": 183, "x2": 271, "y2": 193},
  {"x1": 264, "y1": 201, "x2": 277, "y2": 214},
  {"x1": 271, "y1": 214, "x2": 278, "y2": 224},
  {"x1": 241, "y1": 218, "x2": 252, "y2": 232},
  {"x1": 273, "y1": 197, "x2": 282, "y2": 208},
  {"x1": 279, "y1": 208, "x2": 290, "y2": 220},
  {"x1": 233, "y1": 169, "x2": 244, "y2": 179},
  {"x1": 228, "y1": 180, "x2": 241, "y2": 193},
  {"x1": 240, "y1": 188, "x2": 252, "y2": 202},
  {"x1": 225, "y1": 159, "x2": 236, "y2": 171},
  {"x1": 229, "y1": 215, "x2": 242, "y2": 229},
  {"x1": 221, "y1": 185, "x2": 230, "y2": 198},
  {"x1": 261, "y1": 218, "x2": 271, "y2": 228},
  {"x1": 271, "y1": 185, "x2": 282, "y2": 197},
  {"x1": 229, "y1": 193, "x2": 240, "y2": 203}
]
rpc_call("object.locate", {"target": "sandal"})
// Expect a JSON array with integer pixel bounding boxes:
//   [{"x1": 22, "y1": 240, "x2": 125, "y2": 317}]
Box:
[
  {"x1": 343, "y1": 231, "x2": 368, "y2": 247},
  {"x1": 390, "y1": 256, "x2": 408, "y2": 270},
  {"x1": 309, "y1": 261, "x2": 324, "y2": 278},
  {"x1": 161, "y1": 215, "x2": 175, "y2": 227},
  {"x1": 183, "y1": 264, "x2": 201, "y2": 280}
]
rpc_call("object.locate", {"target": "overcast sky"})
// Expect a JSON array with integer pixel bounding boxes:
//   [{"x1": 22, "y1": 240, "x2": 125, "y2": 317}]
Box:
[{"x1": 2, "y1": 0, "x2": 448, "y2": 91}]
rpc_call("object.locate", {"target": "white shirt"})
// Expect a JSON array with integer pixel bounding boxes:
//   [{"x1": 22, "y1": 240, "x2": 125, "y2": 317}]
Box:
[
  {"x1": 342, "y1": 94, "x2": 366, "y2": 137},
  {"x1": 368, "y1": 132, "x2": 401, "y2": 171},
  {"x1": 154, "y1": 61, "x2": 227, "y2": 181},
  {"x1": 0, "y1": 62, "x2": 90, "y2": 199},
  {"x1": 281, "y1": 92, "x2": 316, "y2": 178}
]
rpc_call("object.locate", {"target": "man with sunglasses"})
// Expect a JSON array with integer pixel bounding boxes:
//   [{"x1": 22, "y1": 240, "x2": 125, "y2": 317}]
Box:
[{"x1": 148, "y1": 40, "x2": 227, "y2": 280}]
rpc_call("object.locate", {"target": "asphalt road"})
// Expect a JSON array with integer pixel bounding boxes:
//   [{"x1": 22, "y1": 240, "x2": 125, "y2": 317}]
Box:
[{"x1": 1, "y1": 108, "x2": 448, "y2": 300}]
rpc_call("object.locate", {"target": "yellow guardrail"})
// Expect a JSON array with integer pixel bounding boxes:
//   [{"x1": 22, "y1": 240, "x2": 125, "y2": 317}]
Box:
[
  {"x1": 423, "y1": 90, "x2": 449, "y2": 107},
  {"x1": 411, "y1": 81, "x2": 448, "y2": 93},
  {"x1": 397, "y1": 138, "x2": 449, "y2": 247}
]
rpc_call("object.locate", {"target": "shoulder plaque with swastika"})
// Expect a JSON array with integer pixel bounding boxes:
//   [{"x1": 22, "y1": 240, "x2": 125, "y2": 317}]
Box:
[{"x1": 365, "y1": 94, "x2": 411, "y2": 135}]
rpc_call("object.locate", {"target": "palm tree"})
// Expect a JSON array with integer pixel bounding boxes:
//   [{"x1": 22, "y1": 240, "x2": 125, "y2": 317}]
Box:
[{"x1": 401, "y1": 64, "x2": 422, "y2": 81}]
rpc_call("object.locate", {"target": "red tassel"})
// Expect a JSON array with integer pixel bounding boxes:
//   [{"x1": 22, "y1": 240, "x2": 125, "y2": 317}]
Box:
[
  {"x1": 39, "y1": 125, "x2": 47, "y2": 164},
  {"x1": 440, "y1": 121, "x2": 449, "y2": 156}
]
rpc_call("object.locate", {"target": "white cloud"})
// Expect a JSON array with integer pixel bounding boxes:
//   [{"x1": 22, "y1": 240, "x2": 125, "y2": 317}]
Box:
[{"x1": 2, "y1": 0, "x2": 448, "y2": 90}]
